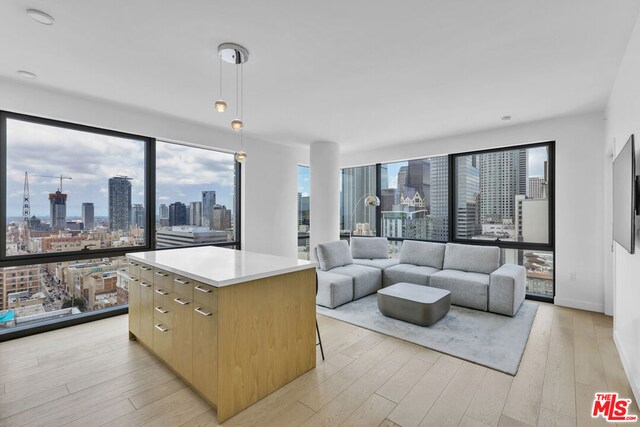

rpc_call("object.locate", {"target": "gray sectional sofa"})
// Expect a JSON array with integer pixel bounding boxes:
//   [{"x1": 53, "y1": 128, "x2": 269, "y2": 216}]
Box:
[{"x1": 316, "y1": 237, "x2": 526, "y2": 316}]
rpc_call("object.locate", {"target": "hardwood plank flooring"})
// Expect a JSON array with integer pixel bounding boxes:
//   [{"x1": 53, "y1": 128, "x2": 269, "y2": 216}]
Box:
[{"x1": 0, "y1": 302, "x2": 636, "y2": 426}]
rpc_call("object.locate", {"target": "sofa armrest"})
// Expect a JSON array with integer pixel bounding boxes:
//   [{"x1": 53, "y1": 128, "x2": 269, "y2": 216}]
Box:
[
  {"x1": 316, "y1": 270, "x2": 354, "y2": 309},
  {"x1": 489, "y1": 264, "x2": 526, "y2": 316}
]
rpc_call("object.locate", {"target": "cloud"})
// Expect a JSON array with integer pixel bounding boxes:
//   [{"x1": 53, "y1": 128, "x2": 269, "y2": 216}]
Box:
[{"x1": 5, "y1": 118, "x2": 236, "y2": 217}]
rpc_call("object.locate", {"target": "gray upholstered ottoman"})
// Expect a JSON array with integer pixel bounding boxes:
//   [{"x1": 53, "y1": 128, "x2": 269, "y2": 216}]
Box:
[{"x1": 377, "y1": 283, "x2": 451, "y2": 326}]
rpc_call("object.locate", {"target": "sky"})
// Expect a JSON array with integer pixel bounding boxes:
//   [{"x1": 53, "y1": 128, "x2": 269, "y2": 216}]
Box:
[
  {"x1": 297, "y1": 165, "x2": 310, "y2": 197},
  {"x1": 6, "y1": 118, "x2": 235, "y2": 218}
]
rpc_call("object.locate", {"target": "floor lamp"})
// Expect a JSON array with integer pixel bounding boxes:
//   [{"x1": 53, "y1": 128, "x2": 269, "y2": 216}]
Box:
[{"x1": 350, "y1": 194, "x2": 380, "y2": 238}]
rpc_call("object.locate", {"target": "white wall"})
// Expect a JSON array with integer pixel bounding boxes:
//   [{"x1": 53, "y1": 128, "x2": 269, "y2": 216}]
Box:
[
  {"x1": 604, "y1": 13, "x2": 640, "y2": 407},
  {"x1": 342, "y1": 112, "x2": 606, "y2": 313},
  {"x1": 0, "y1": 77, "x2": 308, "y2": 259}
]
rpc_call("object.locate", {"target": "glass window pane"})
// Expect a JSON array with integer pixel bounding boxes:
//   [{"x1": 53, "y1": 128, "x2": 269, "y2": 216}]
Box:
[
  {"x1": 454, "y1": 146, "x2": 550, "y2": 244},
  {"x1": 5, "y1": 118, "x2": 146, "y2": 256},
  {"x1": 380, "y1": 157, "x2": 448, "y2": 241},
  {"x1": 501, "y1": 249, "x2": 554, "y2": 297},
  {"x1": 0, "y1": 256, "x2": 128, "y2": 328},
  {"x1": 155, "y1": 142, "x2": 237, "y2": 248},
  {"x1": 297, "y1": 166, "x2": 310, "y2": 260},
  {"x1": 341, "y1": 165, "x2": 377, "y2": 235}
]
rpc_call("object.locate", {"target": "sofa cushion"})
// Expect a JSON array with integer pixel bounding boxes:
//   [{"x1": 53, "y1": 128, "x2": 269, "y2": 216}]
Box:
[
  {"x1": 316, "y1": 270, "x2": 354, "y2": 309},
  {"x1": 353, "y1": 258, "x2": 399, "y2": 270},
  {"x1": 317, "y1": 240, "x2": 353, "y2": 271},
  {"x1": 442, "y1": 243, "x2": 500, "y2": 274},
  {"x1": 330, "y1": 264, "x2": 382, "y2": 300},
  {"x1": 350, "y1": 237, "x2": 389, "y2": 259},
  {"x1": 382, "y1": 263, "x2": 440, "y2": 287},
  {"x1": 399, "y1": 240, "x2": 446, "y2": 269},
  {"x1": 430, "y1": 269, "x2": 489, "y2": 311}
]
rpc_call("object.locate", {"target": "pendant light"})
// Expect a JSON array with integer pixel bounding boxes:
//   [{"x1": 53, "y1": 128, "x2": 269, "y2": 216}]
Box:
[
  {"x1": 218, "y1": 43, "x2": 249, "y2": 162},
  {"x1": 214, "y1": 55, "x2": 227, "y2": 112}
]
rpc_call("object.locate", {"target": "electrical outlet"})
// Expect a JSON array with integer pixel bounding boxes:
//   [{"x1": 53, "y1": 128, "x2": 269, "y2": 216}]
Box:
[{"x1": 570, "y1": 272, "x2": 577, "y2": 281}]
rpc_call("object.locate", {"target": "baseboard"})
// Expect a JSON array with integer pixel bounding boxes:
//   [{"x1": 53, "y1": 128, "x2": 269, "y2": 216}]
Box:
[
  {"x1": 553, "y1": 297, "x2": 604, "y2": 313},
  {"x1": 614, "y1": 330, "x2": 640, "y2": 409}
]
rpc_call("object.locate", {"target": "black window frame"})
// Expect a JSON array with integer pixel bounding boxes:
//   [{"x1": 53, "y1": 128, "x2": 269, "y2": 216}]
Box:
[
  {"x1": 0, "y1": 111, "x2": 241, "y2": 340},
  {"x1": 448, "y1": 141, "x2": 555, "y2": 252},
  {"x1": 339, "y1": 141, "x2": 556, "y2": 303}
]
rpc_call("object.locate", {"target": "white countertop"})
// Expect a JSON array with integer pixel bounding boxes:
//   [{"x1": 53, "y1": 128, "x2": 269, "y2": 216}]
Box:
[{"x1": 127, "y1": 246, "x2": 316, "y2": 287}]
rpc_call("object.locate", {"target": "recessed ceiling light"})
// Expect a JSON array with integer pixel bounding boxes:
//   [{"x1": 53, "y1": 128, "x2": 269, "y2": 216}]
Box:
[
  {"x1": 27, "y1": 9, "x2": 54, "y2": 25},
  {"x1": 501, "y1": 115, "x2": 512, "y2": 121},
  {"x1": 17, "y1": 70, "x2": 37, "y2": 79}
]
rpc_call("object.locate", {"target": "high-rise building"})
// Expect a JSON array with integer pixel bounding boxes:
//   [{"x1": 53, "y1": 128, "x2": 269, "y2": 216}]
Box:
[
  {"x1": 49, "y1": 191, "x2": 67, "y2": 230},
  {"x1": 131, "y1": 204, "x2": 145, "y2": 228},
  {"x1": 159, "y1": 204, "x2": 169, "y2": 220},
  {"x1": 297, "y1": 194, "x2": 310, "y2": 227},
  {"x1": 156, "y1": 226, "x2": 228, "y2": 248},
  {"x1": 212, "y1": 205, "x2": 232, "y2": 231},
  {"x1": 108, "y1": 177, "x2": 132, "y2": 231},
  {"x1": 456, "y1": 155, "x2": 481, "y2": 238},
  {"x1": 202, "y1": 191, "x2": 216, "y2": 228},
  {"x1": 81, "y1": 203, "x2": 95, "y2": 230},
  {"x1": 430, "y1": 156, "x2": 449, "y2": 241},
  {"x1": 528, "y1": 177, "x2": 545, "y2": 199},
  {"x1": 189, "y1": 201, "x2": 202, "y2": 226},
  {"x1": 169, "y1": 202, "x2": 187, "y2": 226},
  {"x1": 479, "y1": 149, "x2": 527, "y2": 223}
]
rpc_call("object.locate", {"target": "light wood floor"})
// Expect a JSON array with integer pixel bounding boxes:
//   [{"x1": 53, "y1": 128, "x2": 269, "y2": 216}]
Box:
[{"x1": 0, "y1": 302, "x2": 637, "y2": 427}]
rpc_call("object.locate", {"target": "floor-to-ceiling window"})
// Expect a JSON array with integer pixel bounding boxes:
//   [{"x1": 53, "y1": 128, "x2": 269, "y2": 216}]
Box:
[
  {"x1": 156, "y1": 142, "x2": 238, "y2": 249},
  {"x1": 297, "y1": 165, "x2": 310, "y2": 260},
  {"x1": 452, "y1": 143, "x2": 554, "y2": 298},
  {"x1": 0, "y1": 111, "x2": 240, "y2": 337},
  {"x1": 337, "y1": 142, "x2": 555, "y2": 301}
]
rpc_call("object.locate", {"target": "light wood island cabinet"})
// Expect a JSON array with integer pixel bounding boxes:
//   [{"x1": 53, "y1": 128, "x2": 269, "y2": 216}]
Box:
[{"x1": 127, "y1": 246, "x2": 316, "y2": 422}]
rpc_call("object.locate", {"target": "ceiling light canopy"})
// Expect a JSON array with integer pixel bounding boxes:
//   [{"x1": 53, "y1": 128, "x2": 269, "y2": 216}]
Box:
[
  {"x1": 17, "y1": 70, "x2": 37, "y2": 79},
  {"x1": 26, "y1": 9, "x2": 54, "y2": 25},
  {"x1": 218, "y1": 43, "x2": 249, "y2": 65}
]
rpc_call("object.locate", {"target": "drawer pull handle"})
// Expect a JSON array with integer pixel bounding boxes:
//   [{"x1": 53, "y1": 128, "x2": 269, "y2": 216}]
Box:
[
  {"x1": 129, "y1": 277, "x2": 139, "y2": 282},
  {"x1": 129, "y1": 262, "x2": 138, "y2": 267},
  {"x1": 155, "y1": 324, "x2": 169, "y2": 332},
  {"x1": 155, "y1": 271, "x2": 169, "y2": 277},
  {"x1": 140, "y1": 282, "x2": 151, "y2": 288},
  {"x1": 141, "y1": 266, "x2": 152, "y2": 271},
  {"x1": 174, "y1": 298, "x2": 189, "y2": 305},
  {"x1": 194, "y1": 285, "x2": 212, "y2": 294},
  {"x1": 155, "y1": 306, "x2": 169, "y2": 314},
  {"x1": 155, "y1": 289, "x2": 169, "y2": 295},
  {"x1": 195, "y1": 307, "x2": 212, "y2": 316},
  {"x1": 175, "y1": 278, "x2": 190, "y2": 285}
]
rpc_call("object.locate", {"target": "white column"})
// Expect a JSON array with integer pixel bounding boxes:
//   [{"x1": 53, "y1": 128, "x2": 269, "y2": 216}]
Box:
[{"x1": 310, "y1": 141, "x2": 340, "y2": 259}]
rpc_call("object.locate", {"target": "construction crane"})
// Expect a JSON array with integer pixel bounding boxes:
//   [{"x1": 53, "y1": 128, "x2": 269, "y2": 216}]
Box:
[
  {"x1": 34, "y1": 174, "x2": 72, "y2": 192},
  {"x1": 22, "y1": 172, "x2": 30, "y2": 250}
]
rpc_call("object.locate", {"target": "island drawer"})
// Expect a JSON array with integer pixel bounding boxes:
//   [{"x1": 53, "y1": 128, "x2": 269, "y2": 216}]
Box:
[
  {"x1": 139, "y1": 263, "x2": 154, "y2": 282},
  {"x1": 128, "y1": 260, "x2": 141, "y2": 278},
  {"x1": 154, "y1": 304, "x2": 173, "y2": 327},
  {"x1": 193, "y1": 282, "x2": 217, "y2": 309},
  {"x1": 154, "y1": 268, "x2": 173, "y2": 290},
  {"x1": 153, "y1": 286, "x2": 172, "y2": 308},
  {"x1": 174, "y1": 275, "x2": 194, "y2": 299}
]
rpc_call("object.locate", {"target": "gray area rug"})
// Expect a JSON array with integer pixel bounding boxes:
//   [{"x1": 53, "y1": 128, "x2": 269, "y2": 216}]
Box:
[{"x1": 317, "y1": 295, "x2": 538, "y2": 375}]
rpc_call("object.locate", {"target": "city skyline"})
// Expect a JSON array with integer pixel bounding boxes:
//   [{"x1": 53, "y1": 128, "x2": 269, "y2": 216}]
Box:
[{"x1": 5, "y1": 119, "x2": 236, "y2": 218}]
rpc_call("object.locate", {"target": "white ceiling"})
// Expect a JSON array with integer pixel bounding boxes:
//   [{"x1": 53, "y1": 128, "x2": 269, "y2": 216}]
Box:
[{"x1": 1, "y1": 1, "x2": 638, "y2": 152}]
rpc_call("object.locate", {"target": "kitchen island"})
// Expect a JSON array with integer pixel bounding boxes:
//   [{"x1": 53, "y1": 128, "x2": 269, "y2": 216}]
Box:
[{"x1": 126, "y1": 246, "x2": 317, "y2": 422}]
